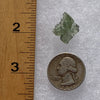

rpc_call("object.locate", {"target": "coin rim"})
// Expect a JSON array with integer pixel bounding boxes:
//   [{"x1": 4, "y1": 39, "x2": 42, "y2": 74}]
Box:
[{"x1": 47, "y1": 53, "x2": 86, "y2": 91}]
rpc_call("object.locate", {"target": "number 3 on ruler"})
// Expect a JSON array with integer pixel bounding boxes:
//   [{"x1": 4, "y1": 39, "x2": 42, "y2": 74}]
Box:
[{"x1": 11, "y1": 62, "x2": 19, "y2": 72}]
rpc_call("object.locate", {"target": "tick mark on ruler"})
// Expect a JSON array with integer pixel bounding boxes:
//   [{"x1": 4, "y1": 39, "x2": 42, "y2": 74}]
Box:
[
  {"x1": 21, "y1": 12, "x2": 35, "y2": 14},
  {"x1": 26, "y1": 88, "x2": 33, "y2": 90},
  {"x1": 11, "y1": 72, "x2": 33, "y2": 74},
  {"x1": 29, "y1": 70, "x2": 34, "y2": 72},
  {"x1": 18, "y1": 93, "x2": 33, "y2": 95},
  {"x1": 26, "y1": 2, "x2": 34, "y2": 4},
  {"x1": 25, "y1": 42, "x2": 35, "y2": 43},
  {"x1": 24, "y1": 83, "x2": 34, "y2": 84},
  {"x1": 27, "y1": 57, "x2": 34, "y2": 58},
  {"x1": 13, "y1": 32, "x2": 34, "y2": 33},
  {"x1": 28, "y1": 27, "x2": 36, "y2": 28},
  {"x1": 27, "y1": 47, "x2": 34, "y2": 49},
  {"x1": 20, "y1": 52, "x2": 34, "y2": 53}
]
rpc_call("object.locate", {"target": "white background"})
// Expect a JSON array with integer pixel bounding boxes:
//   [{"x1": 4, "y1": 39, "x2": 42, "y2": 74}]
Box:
[{"x1": 34, "y1": 0, "x2": 100, "y2": 100}]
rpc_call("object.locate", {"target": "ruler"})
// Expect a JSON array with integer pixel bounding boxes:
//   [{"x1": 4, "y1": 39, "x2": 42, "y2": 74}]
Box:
[{"x1": 0, "y1": 0, "x2": 36, "y2": 100}]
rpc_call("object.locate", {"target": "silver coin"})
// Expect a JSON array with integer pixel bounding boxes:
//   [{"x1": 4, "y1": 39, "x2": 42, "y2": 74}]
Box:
[{"x1": 47, "y1": 53, "x2": 86, "y2": 91}]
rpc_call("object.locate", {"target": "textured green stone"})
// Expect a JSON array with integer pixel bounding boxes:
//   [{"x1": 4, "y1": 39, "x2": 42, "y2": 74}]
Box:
[{"x1": 53, "y1": 12, "x2": 79, "y2": 43}]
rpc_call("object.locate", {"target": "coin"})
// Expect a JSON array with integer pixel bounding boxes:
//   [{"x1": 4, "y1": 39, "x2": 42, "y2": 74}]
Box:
[{"x1": 47, "y1": 53, "x2": 86, "y2": 91}]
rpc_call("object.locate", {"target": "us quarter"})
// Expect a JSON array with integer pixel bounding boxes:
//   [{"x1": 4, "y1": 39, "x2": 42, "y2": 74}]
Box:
[{"x1": 47, "y1": 53, "x2": 86, "y2": 91}]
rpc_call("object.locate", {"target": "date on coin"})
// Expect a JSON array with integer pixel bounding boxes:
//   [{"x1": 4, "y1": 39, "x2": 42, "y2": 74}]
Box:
[{"x1": 47, "y1": 53, "x2": 86, "y2": 91}]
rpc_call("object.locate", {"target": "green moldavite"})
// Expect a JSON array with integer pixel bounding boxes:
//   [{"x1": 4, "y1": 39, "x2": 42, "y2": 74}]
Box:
[{"x1": 53, "y1": 12, "x2": 79, "y2": 43}]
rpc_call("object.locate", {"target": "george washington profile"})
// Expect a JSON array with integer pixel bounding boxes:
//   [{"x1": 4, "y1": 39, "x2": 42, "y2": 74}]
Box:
[{"x1": 57, "y1": 57, "x2": 78, "y2": 86}]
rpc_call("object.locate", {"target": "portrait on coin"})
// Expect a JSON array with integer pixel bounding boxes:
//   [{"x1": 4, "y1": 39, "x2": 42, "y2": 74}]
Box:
[{"x1": 56, "y1": 57, "x2": 78, "y2": 86}]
